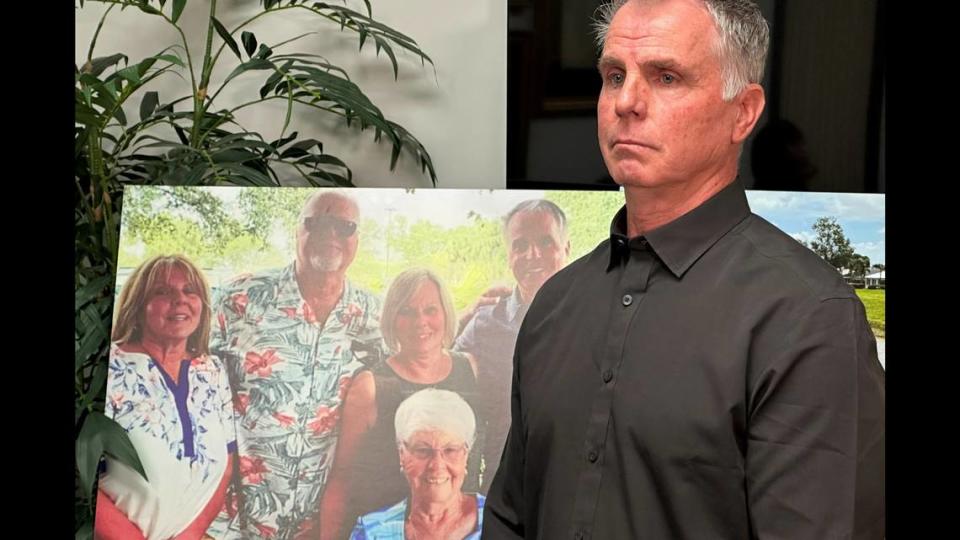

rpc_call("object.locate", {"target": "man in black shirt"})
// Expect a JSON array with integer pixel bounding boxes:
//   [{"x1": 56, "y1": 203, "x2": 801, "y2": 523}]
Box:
[{"x1": 482, "y1": 0, "x2": 885, "y2": 539}]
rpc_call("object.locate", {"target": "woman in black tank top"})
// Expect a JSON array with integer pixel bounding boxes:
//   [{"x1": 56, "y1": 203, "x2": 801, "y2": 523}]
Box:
[{"x1": 318, "y1": 269, "x2": 483, "y2": 540}]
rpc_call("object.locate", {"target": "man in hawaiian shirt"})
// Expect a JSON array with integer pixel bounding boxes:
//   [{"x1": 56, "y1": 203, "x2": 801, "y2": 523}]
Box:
[{"x1": 206, "y1": 191, "x2": 384, "y2": 539}]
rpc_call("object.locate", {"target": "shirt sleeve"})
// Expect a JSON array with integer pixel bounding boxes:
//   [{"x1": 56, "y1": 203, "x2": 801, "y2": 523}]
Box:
[
  {"x1": 481, "y1": 346, "x2": 527, "y2": 539},
  {"x1": 453, "y1": 313, "x2": 479, "y2": 356},
  {"x1": 745, "y1": 295, "x2": 885, "y2": 539}
]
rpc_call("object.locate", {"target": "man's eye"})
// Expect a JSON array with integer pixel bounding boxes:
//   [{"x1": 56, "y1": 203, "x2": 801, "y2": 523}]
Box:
[
  {"x1": 660, "y1": 73, "x2": 677, "y2": 84},
  {"x1": 608, "y1": 72, "x2": 624, "y2": 86}
]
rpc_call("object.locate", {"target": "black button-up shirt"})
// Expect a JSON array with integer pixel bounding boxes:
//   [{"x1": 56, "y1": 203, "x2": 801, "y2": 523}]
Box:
[{"x1": 482, "y1": 181, "x2": 885, "y2": 539}]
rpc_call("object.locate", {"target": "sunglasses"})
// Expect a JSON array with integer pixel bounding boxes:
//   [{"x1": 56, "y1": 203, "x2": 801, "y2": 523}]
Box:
[{"x1": 303, "y1": 215, "x2": 357, "y2": 238}]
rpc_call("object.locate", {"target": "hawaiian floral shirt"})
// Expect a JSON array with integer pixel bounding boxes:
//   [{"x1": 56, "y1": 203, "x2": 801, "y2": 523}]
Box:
[{"x1": 205, "y1": 263, "x2": 384, "y2": 539}]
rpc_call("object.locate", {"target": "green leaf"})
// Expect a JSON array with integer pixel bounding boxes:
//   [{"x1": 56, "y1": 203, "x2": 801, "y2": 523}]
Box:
[
  {"x1": 139, "y1": 91, "x2": 159, "y2": 122},
  {"x1": 218, "y1": 163, "x2": 276, "y2": 186},
  {"x1": 76, "y1": 412, "x2": 147, "y2": 500},
  {"x1": 135, "y1": 1, "x2": 163, "y2": 16},
  {"x1": 374, "y1": 35, "x2": 399, "y2": 80},
  {"x1": 76, "y1": 361, "x2": 109, "y2": 423},
  {"x1": 270, "y1": 131, "x2": 299, "y2": 150},
  {"x1": 75, "y1": 522, "x2": 93, "y2": 540},
  {"x1": 75, "y1": 304, "x2": 108, "y2": 366},
  {"x1": 171, "y1": 0, "x2": 187, "y2": 23},
  {"x1": 212, "y1": 149, "x2": 260, "y2": 163},
  {"x1": 173, "y1": 124, "x2": 190, "y2": 145},
  {"x1": 75, "y1": 275, "x2": 113, "y2": 311},
  {"x1": 81, "y1": 86, "x2": 94, "y2": 108},
  {"x1": 113, "y1": 105, "x2": 128, "y2": 126},
  {"x1": 88, "y1": 53, "x2": 128, "y2": 77},
  {"x1": 254, "y1": 44, "x2": 274, "y2": 60},
  {"x1": 225, "y1": 58, "x2": 274, "y2": 85},
  {"x1": 152, "y1": 53, "x2": 185, "y2": 68},
  {"x1": 280, "y1": 138, "x2": 321, "y2": 158},
  {"x1": 115, "y1": 65, "x2": 142, "y2": 85},
  {"x1": 241, "y1": 31, "x2": 258, "y2": 58},
  {"x1": 212, "y1": 17, "x2": 242, "y2": 60}
]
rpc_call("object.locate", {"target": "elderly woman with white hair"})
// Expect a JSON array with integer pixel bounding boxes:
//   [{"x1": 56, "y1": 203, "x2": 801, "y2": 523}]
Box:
[
  {"x1": 350, "y1": 388, "x2": 484, "y2": 539},
  {"x1": 317, "y1": 268, "x2": 482, "y2": 540}
]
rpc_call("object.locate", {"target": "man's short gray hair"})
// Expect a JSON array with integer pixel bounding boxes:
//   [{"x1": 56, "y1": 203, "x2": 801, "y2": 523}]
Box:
[
  {"x1": 395, "y1": 388, "x2": 477, "y2": 449},
  {"x1": 592, "y1": 0, "x2": 770, "y2": 100},
  {"x1": 503, "y1": 199, "x2": 568, "y2": 237}
]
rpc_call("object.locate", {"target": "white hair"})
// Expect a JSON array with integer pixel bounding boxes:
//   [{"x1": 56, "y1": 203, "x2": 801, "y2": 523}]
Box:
[
  {"x1": 593, "y1": 0, "x2": 770, "y2": 100},
  {"x1": 394, "y1": 389, "x2": 477, "y2": 448}
]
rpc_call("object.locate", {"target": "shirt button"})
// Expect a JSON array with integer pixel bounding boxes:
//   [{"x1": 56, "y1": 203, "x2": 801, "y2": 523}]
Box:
[
  {"x1": 588, "y1": 450, "x2": 599, "y2": 463},
  {"x1": 602, "y1": 370, "x2": 613, "y2": 383},
  {"x1": 622, "y1": 294, "x2": 633, "y2": 306}
]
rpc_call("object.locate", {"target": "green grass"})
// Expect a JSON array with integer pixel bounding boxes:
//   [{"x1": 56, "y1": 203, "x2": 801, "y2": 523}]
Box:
[{"x1": 855, "y1": 289, "x2": 885, "y2": 338}]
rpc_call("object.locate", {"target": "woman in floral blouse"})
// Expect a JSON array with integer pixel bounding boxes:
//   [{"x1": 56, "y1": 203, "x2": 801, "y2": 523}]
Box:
[{"x1": 95, "y1": 255, "x2": 238, "y2": 540}]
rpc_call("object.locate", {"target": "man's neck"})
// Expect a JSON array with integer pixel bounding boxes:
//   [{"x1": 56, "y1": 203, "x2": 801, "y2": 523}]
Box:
[
  {"x1": 623, "y1": 171, "x2": 736, "y2": 237},
  {"x1": 295, "y1": 264, "x2": 346, "y2": 311}
]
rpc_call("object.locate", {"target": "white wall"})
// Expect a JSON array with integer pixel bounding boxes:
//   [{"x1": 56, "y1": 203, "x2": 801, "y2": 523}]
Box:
[{"x1": 75, "y1": 0, "x2": 506, "y2": 189}]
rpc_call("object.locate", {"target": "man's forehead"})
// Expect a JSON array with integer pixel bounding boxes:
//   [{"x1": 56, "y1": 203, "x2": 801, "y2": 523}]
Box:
[
  {"x1": 302, "y1": 193, "x2": 358, "y2": 217},
  {"x1": 603, "y1": 0, "x2": 716, "y2": 53},
  {"x1": 507, "y1": 210, "x2": 562, "y2": 234}
]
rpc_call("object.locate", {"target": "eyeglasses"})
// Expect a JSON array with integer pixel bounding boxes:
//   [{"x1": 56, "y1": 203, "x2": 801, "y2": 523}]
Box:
[
  {"x1": 403, "y1": 442, "x2": 468, "y2": 462},
  {"x1": 302, "y1": 215, "x2": 357, "y2": 238}
]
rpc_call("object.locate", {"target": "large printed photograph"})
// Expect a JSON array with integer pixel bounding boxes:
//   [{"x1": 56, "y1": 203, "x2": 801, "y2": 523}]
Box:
[{"x1": 96, "y1": 186, "x2": 884, "y2": 540}]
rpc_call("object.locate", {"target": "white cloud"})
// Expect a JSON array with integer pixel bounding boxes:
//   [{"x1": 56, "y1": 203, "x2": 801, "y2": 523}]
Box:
[
  {"x1": 746, "y1": 191, "x2": 885, "y2": 223},
  {"x1": 853, "y1": 241, "x2": 885, "y2": 265},
  {"x1": 790, "y1": 231, "x2": 816, "y2": 245}
]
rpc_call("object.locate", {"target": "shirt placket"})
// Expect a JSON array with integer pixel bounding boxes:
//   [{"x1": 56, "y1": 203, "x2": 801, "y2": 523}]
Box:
[{"x1": 570, "y1": 240, "x2": 655, "y2": 540}]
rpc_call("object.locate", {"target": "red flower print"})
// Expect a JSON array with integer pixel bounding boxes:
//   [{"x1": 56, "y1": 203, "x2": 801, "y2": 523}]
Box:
[
  {"x1": 239, "y1": 455, "x2": 268, "y2": 484},
  {"x1": 230, "y1": 293, "x2": 249, "y2": 317},
  {"x1": 253, "y1": 522, "x2": 277, "y2": 538},
  {"x1": 108, "y1": 392, "x2": 125, "y2": 411},
  {"x1": 302, "y1": 302, "x2": 318, "y2": 325},
  {"x1": 338, "y1": 302, "x2": 365, "y2": 325},
  {"x1": 272, "y1": 411, "x2": 296, "y2": 428},
  {"x1": 307, "y1": 405, "x2": 340, "y2": 436},
  {"x1": 233, "y1": 393, "x2": 249, "y2": 416},
  {"x1": 244, "y1": 349, "x2": 281, "y2": 377},
  {"x1": 280, "y1": 307, "x2": 298, "y2": 319}
]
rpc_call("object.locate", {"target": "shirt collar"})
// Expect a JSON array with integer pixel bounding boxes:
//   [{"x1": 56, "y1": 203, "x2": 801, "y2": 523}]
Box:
[{"x1": 608, "y1": 178, "x2": 751, "y2": 278}]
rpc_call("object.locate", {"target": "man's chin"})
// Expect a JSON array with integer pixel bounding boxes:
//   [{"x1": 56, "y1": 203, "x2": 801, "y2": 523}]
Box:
[{"x1": 309, "y1": 255, "x2": 342, "y2": 273}]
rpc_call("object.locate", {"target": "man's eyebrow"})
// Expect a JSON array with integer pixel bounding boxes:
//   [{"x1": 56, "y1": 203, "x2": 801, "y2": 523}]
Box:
[
  {"x1": 598, "y1": 56, "x2": 686, "y2": 73},
  {"x1": 644, "y1": 58, "x2": 683, "y2": 71},
  {"x1": 597, "y1": 56, "x2": 624, "y2": 72}
]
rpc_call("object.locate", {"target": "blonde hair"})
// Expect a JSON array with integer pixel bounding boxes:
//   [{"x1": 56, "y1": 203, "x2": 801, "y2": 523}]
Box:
[{"x1": 381, "y1": 268, "x2": 457, "y2": 354}]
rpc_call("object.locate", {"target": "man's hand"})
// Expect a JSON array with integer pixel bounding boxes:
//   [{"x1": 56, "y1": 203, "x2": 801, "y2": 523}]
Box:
[{"x1": 457, "y1": 284, "x2": 513, "y2": 335}]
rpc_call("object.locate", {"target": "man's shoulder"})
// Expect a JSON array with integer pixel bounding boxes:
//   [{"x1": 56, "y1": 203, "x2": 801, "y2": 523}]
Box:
[
  {"x1": 344, "y1": 279, "x2": 383, "y2": 309},
  {"x1": 473, "y1": 293, "x2": 511, "y2": 324},
  {"x1": 220, "y1": 266, "x2": 287, "y2": 294},
  {"x1": 733, "y1": 214, "x2": 855, "y2": 302}
]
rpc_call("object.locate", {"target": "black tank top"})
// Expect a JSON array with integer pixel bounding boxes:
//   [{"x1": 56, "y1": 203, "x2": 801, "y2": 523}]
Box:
[{"x1": 340, "y1": 351, "x2": 483, "y2": 531}]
